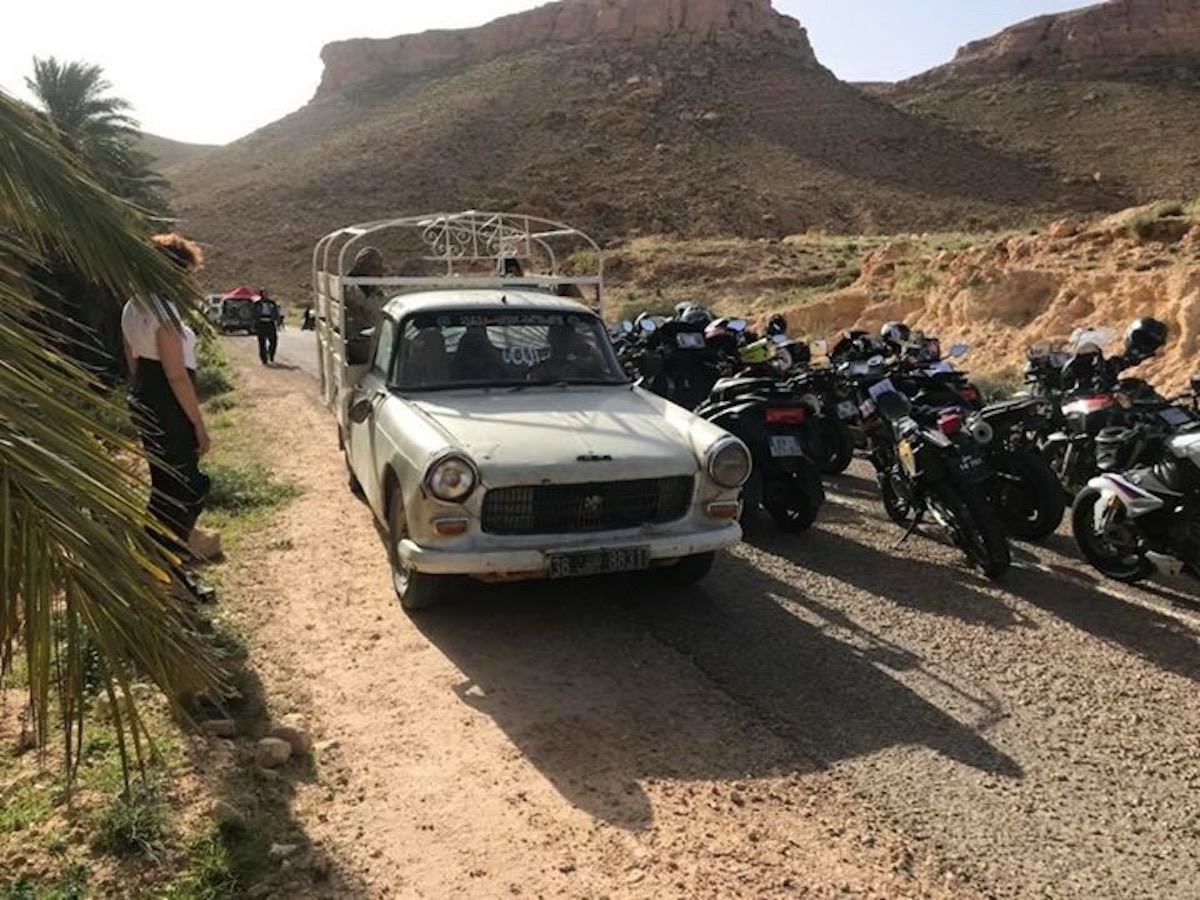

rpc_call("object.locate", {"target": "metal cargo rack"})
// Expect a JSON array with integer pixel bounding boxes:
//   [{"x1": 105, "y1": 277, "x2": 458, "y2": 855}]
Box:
[{"x1": 312, "y1": 210, "x2": 605, "y2": 410}]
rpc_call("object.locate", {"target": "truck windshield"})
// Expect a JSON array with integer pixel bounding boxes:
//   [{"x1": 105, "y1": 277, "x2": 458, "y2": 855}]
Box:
[{"x1": 391, "y1": 309, "x2": 628, "y2": 390}]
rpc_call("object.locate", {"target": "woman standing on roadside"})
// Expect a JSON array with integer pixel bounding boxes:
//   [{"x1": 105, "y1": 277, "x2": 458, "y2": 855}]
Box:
[{"x1": 121, "y1": 232, "x2": 214, "y2": 601}]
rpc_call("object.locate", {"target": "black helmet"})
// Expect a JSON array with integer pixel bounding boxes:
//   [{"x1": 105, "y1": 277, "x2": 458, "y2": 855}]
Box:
[
  {"x1": 1124, "y1": 316, "x2": 1167, "y2": 358},
  {"x1": 766, "y1": 314, "x2": 788, "y2": 336},
  {"x1": 880, "y1": 321, "x2": 911, "y2": 346},
  {"x1": 680, "y1": 305, "x2": 714, "y2": 327}
]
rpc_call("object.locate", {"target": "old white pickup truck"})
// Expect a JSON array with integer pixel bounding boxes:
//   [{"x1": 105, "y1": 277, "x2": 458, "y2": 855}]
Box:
[{"x1": 313, "y1": 211, "x2": 749, "y2": 609}]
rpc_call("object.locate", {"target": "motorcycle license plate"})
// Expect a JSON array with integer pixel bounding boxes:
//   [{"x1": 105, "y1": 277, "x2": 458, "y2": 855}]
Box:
[
  {"x1": 548, "y1": 546, "x2": 649, "y2": 579},
  {"x1": 768, "y1": 435, "x2": 805, "y2": 457},
  {"x1": 837, "y1": 400, "x2": 858, "y2": 420}
]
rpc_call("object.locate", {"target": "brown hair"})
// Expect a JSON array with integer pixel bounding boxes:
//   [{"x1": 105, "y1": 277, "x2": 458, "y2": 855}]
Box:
[{"x1": 151, "y1": 232, "x2": 204, "y2": 270}]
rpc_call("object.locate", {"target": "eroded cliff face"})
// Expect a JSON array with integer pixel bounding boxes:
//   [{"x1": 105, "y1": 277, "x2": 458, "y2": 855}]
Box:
[
  {"x1": 904, "y1": 0, "x2": 1200, "y2": 87},
  {"x1": 775, "y1": 207, "x2": 1200, "y2": 393},
  {"x1": 316, "y1": 0, "x2": 814, "y2": 98}
]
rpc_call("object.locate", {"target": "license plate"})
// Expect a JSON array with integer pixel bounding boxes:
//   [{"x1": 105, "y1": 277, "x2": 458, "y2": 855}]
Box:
[
  {"x1": 548, "y1": 546, "x2": 650, "y2": 579},
  {"x1": 768, "y1": 434, "x2": 805, "y2": 457},
  {"x1": 837, "y1": 400, "x2": 858, "y2": 420}
]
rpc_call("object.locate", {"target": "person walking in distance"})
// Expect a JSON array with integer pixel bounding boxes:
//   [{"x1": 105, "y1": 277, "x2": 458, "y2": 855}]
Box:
[
  {"x1": 121, "y1": 232, "x2": 215, "y2": 601},
  {"x1": 254, "y1": 287, "x2": 280, "y2": 364}
]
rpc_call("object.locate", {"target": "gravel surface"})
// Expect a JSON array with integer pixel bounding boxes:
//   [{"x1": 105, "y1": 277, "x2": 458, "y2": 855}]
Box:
[{"x1": 217, "y1": 338, "x2": 1200, "y2": 898}]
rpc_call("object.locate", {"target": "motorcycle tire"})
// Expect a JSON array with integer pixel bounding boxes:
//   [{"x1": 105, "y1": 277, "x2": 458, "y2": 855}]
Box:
[
  {"x1": 931, "y1": 481, "x2": 1011, "y2": 579},
  {"x1": 816, "y1": 416, "x2": 855, "y2": 475},
  {"x1": 764, "y1": 464, "x2": 826, "y2": 533},
  {"x1": 990, "y1": 449, "x2": 1066, "y2": 540},
  {"x1": 879, "y1": 470, "x2": 917, "y2": 527},
  {"x1": 1070, "y1": 488, "x2": 1154, "y2": 583}
]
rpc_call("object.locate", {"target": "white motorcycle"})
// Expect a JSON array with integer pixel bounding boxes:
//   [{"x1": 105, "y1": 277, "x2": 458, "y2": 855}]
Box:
[{"x1": 1071, "y1": 383, "x2": 1200, "y2": 583}]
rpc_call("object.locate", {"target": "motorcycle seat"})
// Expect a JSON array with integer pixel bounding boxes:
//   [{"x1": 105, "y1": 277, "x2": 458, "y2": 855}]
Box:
[{"x1": 708, "y1": 376, "x2": 778, "y2": 403}]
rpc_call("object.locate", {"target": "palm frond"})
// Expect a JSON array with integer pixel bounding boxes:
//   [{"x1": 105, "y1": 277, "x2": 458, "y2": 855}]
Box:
[{"x1": 1, "y1": 88, "x2": 224, "y2": 781}]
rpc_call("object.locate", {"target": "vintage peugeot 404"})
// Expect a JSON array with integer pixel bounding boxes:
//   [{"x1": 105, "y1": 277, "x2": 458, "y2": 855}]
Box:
[{"x1": 313, "y1": 212, "x2": 750, "y2": 609}]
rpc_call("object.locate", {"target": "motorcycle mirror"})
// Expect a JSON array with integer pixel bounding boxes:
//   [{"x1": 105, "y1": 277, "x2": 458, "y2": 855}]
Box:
[
  {"x1": 639, "y1": 318, "x2": 657, "y2": 334},
  {"x1": 1070, "y1": 326, "x2": 1114, "y2": 349},
  {"x1": 620, "y1": 319, "x2": 634, "y2": 334},
  {"x1": 728, "y1": 318, "x2": 748, "y2": 333},
  {"x1": 949, "y1": 343, "x2": 969, "y2": 358},
  {"x1": 771, "y1": 333, "x2": 790, "y2": 346}
]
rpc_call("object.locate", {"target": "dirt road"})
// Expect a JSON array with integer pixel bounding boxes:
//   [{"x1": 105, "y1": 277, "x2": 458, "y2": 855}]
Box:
[{"x1": 217, "y1": 338, "x2": 1200, "y2": 899}]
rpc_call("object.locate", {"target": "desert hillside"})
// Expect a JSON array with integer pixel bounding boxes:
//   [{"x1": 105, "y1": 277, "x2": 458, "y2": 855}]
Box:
[
  {"x1": 138, "y1": 132, "x2": 218, "y2": 170},
  {"x1": 166, "y1": 0, "x2": 1120, "y2": 296},
  {"x1": 890, "y1": 0, "x2": 1200, "y2": 205}
]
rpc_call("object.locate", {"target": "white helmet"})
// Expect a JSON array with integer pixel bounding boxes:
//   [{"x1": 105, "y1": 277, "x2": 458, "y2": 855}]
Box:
[{"x1": 881, "y1": 321, "x2": 911, "y2": 346}]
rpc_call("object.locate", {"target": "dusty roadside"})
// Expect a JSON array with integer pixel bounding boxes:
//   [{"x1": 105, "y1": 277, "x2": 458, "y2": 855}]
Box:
[{"x1": 212, "y1": 336, "x2": 976, "y2": 898}]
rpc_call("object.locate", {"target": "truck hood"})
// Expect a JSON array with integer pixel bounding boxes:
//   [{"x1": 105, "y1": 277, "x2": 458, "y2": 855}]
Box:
[{"x1": 410, "y1": 386, "x2": 701, "y2": 484}]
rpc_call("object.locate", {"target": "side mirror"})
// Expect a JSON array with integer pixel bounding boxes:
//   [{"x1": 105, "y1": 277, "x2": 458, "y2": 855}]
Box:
[
  {"x1": 771, "y1": 333, "x2": 790, "y2": 346},
  {"x1": 639, "y1": 318, "x2": 657, "y2": 334},
  {"x1": 728, "y1": 318, "x2": 748, "y2": 333},
  {"x1": 620, "y1": 319, "x2": 634, "y2": 334},
  {"x1": 949, "y1": 343, "x2": 969, "y2": 358},
  {"x1": 348, "y1": 397, "x2": 374, "y2": 424}
]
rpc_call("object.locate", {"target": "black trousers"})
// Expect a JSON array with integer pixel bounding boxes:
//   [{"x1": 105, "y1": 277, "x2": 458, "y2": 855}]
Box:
[
  {"x1": 257, "y1": 323, "x2": 278, "y2": 363},
  {"x1": 131, "y1": 360, "x2": 209, "y2": 556}
]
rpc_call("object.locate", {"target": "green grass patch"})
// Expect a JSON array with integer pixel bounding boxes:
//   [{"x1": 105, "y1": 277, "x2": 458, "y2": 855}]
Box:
[
  {"x1": 203, "y1": 463, "x2": 299, "y2": 517},
  {"x1": 1, "y1": 864, "x2": 89, "y2": 900},
  {"x1": 90, "y1": 783, "x2": 170, "y2": 858}
]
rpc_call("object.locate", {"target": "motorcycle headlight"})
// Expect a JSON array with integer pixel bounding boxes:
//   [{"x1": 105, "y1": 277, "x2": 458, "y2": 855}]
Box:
[
  {"x1": 424, "y1": 454, "x2": 479, "y2": 502},
  {"x1": 706, "y1": 436, "x2": 752, "y2": 489}
]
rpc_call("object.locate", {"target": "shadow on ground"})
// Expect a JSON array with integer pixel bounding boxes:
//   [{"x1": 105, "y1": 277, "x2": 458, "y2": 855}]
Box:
[{"x1": 410, "y1": 545, "x2": 1022, "y2": 829}]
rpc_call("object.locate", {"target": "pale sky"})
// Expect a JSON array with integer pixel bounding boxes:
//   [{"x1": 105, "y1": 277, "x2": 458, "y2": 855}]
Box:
[{"x1": 3, "y1": 1, "x2": 1092, "y2": 145}]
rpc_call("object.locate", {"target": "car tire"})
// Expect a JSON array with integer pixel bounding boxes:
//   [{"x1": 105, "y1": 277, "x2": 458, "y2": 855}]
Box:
[
  {"x1": 387, "y1": 488, "x2": 454, "y2": 610},
  {"x1": 658, "y1": 552, "x2": 715, "y2": 585}
]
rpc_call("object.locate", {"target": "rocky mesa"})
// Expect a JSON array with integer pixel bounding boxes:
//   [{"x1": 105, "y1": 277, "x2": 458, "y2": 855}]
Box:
[
  {"x1": 316, "y1": 0, "x2": 815, "y2": 98},
  {"x1": 902, "y1": 0, "x2": 1200, "y2": 87}
]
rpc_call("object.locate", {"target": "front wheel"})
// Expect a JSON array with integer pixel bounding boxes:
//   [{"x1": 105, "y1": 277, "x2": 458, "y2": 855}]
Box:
[
  {"x1": 814, "y1": 417, "x2": 855, "y2": 475},
  {"x1": 387, "y1": 489, "x2": 455, "y2": 610},
  {"x1": 989, "y1": 449, "x2": 1066, "y2": 540},
  {"x1": 932, "y1": 482, "x2": 1011, "y2": 579},
  {"x1": 1070, "y1": 488, "x2": 1154, "y2": 583},
  {"x1": 763, "y1": 464, "x2": 825, "y2": 533}
]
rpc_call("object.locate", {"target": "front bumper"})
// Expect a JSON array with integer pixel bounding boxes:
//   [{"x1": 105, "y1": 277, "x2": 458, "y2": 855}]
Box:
[{"x1": 399, "y1": 522, "x2": 742, "y2": 578}]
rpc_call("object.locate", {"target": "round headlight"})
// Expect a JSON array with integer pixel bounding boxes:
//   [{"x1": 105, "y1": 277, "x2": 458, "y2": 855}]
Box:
[
  {"x1": 425, "y1": 454, "x2": 478, "y2": 502},
  {"x1": 706, "y1": 437, "x2": 752, "y2": 489}
]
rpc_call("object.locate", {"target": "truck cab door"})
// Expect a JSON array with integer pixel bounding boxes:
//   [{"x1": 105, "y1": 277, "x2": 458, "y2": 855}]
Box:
[{"x1": 347, "y1": 317, "x2": 397, "y2": 513}]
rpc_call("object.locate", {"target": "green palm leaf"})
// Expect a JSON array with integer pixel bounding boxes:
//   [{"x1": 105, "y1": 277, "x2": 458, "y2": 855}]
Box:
[{"x1": 1, "y1": 88, "x2": 223, "y2": 783}]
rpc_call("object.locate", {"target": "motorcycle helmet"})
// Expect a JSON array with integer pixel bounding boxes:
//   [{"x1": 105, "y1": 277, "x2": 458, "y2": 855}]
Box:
[
  {"x1": 766, "y1": 313, "x2": 788, "y2": 337},
  {"x1": 738, "y1": 337, "x2": 775, "y2": 366},
  {"x1": 880, "y1": 321, "x2": 911, "y2": 347},
  {"x1": 680, "y1": 305, "x2": 714, "y2": 327},
  {"x1": 705, "y1": 317, "x2": 731, "y2": 340},
  {"x1": 1124, "y1": 316, "x2": 1167, "y2": 360}
]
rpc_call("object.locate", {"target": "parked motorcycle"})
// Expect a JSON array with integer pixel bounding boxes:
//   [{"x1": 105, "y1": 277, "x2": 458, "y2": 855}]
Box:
[
  {"x1": 694, "y1": 374, "x2": 825, "y2": 533},
  {"x1": 1028, "y1": 318, "x2": 1171, "y2": 497},
  {"x1": 1072, "y1": 379, "x2": 1200, "y2": 583},
  {"x1": 868, "y1": 384, "x2": 1011, "y2": 578}
]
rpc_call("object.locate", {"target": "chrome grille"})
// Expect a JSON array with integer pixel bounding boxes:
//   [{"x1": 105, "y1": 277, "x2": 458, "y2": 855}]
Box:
[{"x1": 481, "y1": 476, "x2": 694, "y2": 535}]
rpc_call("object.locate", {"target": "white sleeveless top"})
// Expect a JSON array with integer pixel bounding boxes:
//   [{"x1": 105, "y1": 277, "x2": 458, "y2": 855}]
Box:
[{"x1": 122, "y1": 296, "x2": 197, "y2": 370}]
